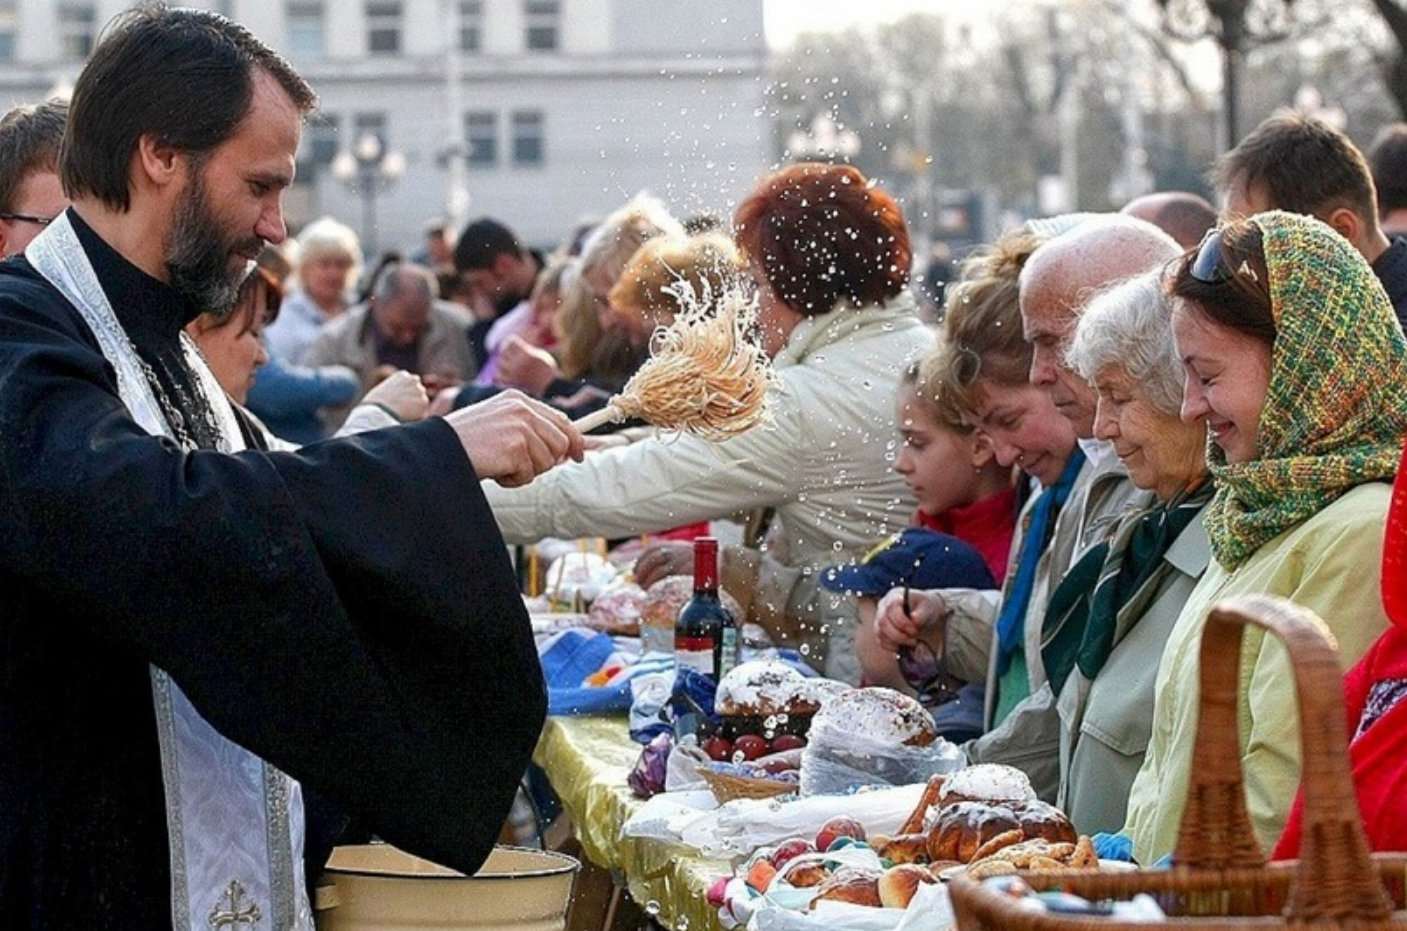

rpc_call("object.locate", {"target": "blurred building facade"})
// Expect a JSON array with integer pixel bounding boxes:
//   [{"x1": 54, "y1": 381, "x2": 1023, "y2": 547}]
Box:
[{"x1": 0, "y1": 0, "x2": 770, "y2": 253}]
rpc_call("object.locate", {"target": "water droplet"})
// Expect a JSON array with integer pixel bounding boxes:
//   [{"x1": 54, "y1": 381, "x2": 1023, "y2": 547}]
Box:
[
  {"x1": 645, "y1": 901, "x2": 662, "y2": 917},
  {"x1": 831, "y1": 541, "x2": 843, "y2": 551}
]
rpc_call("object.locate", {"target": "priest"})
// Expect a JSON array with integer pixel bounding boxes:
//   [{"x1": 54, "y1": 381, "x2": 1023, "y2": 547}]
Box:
[{"x1": 0, "y1": 7, "x2": 582, "y2": 930}]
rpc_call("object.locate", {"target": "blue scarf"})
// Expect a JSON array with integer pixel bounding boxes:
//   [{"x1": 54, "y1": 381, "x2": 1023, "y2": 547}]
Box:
[{"x1": 994, "y1": 448, "x2": 1085, "y2": 675}]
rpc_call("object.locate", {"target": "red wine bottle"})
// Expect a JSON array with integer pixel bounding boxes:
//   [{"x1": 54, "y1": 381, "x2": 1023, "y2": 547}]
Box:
[{"x1": 673, "y1": 537, "x2": 737, "y2": 682}]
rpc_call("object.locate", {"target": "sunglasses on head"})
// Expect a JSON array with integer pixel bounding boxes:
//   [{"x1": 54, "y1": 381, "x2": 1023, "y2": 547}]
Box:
[{"x1": 1189, "y1": 227, "x2": 1260, "y2": 288}]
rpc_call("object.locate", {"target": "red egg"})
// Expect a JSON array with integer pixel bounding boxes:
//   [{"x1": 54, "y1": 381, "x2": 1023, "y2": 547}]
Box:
[
  {"x1": 769, "y1": 734, "x2": 806, "y2": 753},
  {"x1": 702, "y1": 736, "x2": 734, "y2": 762},
  {"x1": 733, "y1": 734, "x2": 768, "y2": 761}
]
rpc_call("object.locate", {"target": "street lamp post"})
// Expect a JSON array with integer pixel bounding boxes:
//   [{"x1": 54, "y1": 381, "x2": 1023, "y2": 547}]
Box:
[
  {"x1": 1155, "y1": 0, "x2": 1295, "y2": 149},
  {"x1": 331, "y1": 132, "x2": 406, "y2": 255}
]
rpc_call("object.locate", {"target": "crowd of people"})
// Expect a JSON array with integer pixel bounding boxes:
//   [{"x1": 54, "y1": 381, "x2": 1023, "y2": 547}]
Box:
[{"x1": 4, "y1": 5, "x2": 1407, "y2": 929}]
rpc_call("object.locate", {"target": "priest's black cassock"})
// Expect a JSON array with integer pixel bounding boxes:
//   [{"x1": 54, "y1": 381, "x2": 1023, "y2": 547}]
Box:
[{"x1": 0, "y1": 212, "x2": 546, "y2": 929}]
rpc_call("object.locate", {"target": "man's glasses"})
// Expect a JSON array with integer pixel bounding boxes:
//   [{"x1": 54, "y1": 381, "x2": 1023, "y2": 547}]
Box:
[{"x1": 0, "y1": 213, "x2": 55, "y2": 227}]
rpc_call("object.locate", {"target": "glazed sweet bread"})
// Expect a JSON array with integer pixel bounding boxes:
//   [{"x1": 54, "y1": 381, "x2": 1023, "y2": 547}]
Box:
[
  {"x1": 925, "y1": 801, "x2": 1022, "y2": 863},
  {"x1": 938, "y1": 763, "x2": 1036, "y2": 806},
  {"x1": 924, "y1": 799, "x2": 1077, "y2": 864}
]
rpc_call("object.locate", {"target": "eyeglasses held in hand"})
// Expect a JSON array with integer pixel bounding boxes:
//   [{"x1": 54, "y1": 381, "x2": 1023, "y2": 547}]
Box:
[
  {"x1": 0, "y1": 213, "x2": 55, "y2": 227},
  {"x1": 896, "y1": 636, "x2": 962, "y2": 708}
]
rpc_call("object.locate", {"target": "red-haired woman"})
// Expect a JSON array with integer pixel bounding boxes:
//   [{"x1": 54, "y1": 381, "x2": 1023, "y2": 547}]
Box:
[{"x1": 487, "y1": 163, "x2": 935, "y2": 680}]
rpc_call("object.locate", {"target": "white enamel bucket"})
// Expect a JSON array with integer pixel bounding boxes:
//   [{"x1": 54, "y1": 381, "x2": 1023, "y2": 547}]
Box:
[{"x1": 314, "y1": 844, "x2": 580, "y2": 931}]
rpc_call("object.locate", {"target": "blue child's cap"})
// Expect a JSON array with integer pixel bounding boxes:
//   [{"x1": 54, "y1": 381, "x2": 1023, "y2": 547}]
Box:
[{"x1": 820, "y1": 528, "x2": 995, "y2": 597}]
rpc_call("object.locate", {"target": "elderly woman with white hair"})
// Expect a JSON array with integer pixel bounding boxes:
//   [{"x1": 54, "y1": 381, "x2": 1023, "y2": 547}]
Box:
[{"x1": 1039, "y1": 268, "x2": 1214, "y2": 835}]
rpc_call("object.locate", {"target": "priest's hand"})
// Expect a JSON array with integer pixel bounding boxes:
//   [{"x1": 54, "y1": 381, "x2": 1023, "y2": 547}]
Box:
[{"x1": 443, "y1": 389, "x2": 584, "y2": 486}]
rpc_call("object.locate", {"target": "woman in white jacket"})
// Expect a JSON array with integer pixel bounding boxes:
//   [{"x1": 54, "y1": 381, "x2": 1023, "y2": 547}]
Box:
[{"x1": 486, "y1": 163, "x2": 932, "y2": 680}]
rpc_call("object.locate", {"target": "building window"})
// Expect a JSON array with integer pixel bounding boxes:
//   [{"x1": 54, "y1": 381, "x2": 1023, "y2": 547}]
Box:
[
  {"x1": 0, "y1": 1, "x2": 16, "y2": 63},
  {"x1": 297, "y1": 112, "x2": 341, "y2": 181},
  {"x1": 58, "y1": 2, "x2": 96, "y2": 61},
  {"x1": 464, "y1": 111, "x2": 498, "y2": 168},
  {"x1": 287, "y1": 1, "x2": 325, "y2": 58},
  {"x1": 512, "y1": 111, "x2": 544, "y2": 167},
  {"x1": 458, "y1": 0, "x2": 482, "y2": 53},
  {"x1": 523, "y1": 0, "x2": 559, "y2": 52},
  {"x1": 366, "y1": 0, "x2": 402, "y2": 55}
]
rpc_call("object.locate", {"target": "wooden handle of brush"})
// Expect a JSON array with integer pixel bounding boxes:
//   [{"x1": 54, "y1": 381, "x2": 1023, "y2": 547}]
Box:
[{"x1": 572, "y1": 405, "x2": 622, "y2": 433}]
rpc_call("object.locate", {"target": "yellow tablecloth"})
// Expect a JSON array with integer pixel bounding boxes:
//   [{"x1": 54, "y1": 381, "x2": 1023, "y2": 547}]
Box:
[{"x1": 534, "y1": 715, "x2": 732, "y2": 931}]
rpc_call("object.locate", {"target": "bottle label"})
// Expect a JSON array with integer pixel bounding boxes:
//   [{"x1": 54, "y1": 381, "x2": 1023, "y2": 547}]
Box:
[
  {"x1": 719, "y1": 627, "x2": 738, "y2": 678},
  {"x1": 676, "y1": 636, "x2": 715, "y2": 675}
]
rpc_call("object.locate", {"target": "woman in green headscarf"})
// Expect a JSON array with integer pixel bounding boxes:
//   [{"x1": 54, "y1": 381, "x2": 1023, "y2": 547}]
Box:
[{"x1": 1121, "y1": 211, "x2": 1407, "y2": 863}]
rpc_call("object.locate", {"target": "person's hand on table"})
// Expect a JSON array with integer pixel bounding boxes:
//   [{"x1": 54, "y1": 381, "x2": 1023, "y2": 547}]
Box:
[
  {"x1": 494, "y1": 335, "x2": 560, "y2": 396},
  {"x1": 360, "y1": 369, "x2": 429, "y2": 423},
  {"x1": 443, "y1": 389, "x2": 584, "y2": 486},
  {"x1": 634, "y1": 542, "x2": 695, "y2": 588},
  {"x1": 873, "y1": 587, "x2": 947, "y2": 652}
]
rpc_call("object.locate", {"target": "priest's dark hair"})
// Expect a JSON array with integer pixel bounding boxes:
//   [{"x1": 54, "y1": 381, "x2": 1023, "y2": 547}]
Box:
[{"x1": 60, "y1": 3, "x2": 316, "y2": 212}]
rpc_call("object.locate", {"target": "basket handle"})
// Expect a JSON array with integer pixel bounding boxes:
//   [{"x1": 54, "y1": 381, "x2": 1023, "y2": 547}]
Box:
[{"x1": 1176, "y1": 594, "x2": 1392, "y2": 922}]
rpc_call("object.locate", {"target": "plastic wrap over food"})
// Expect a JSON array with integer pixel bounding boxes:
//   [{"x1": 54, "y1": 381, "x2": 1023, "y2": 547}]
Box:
[
  {"x1": 676, "y1": 782, "x2": 928, "y2": 859},
  {"x1": 746, "y1": 879, "x2": 954, "y2": 931},
  {"x1": 800, "y1": 698, "x2": 965, "y2": 796}
]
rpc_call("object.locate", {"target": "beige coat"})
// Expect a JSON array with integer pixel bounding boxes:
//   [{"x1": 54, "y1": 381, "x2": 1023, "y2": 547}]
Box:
[
  {"x1": 486, "y1": 296, "x2": 933, "y2": 676},
  {"x1": 1124, "y1": 483, "x2": 1392, "y2": 863},
  {"x1": 1055, "y1": 506, "x2": 1211, "y2": 835}
]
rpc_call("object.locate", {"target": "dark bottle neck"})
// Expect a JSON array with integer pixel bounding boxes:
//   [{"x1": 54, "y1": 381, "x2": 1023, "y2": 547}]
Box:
[{"x1": 692, "y1": 536, "x2": 719, "y2": 594}]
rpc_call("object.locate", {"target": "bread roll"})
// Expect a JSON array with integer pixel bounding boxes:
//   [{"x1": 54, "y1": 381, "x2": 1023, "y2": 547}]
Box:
[
  {"x1": 877, "y1": 864, "x2": 931, "y2": 909},
  {"x1": 871, "y1": 833, "x2": 930, "y2": 864},
  {"x1": 810, "y1": 869, "x2": 881, "y2": 908},
  {"x1": 783, "y1": 860, "x2": 829, "y2": 888}
]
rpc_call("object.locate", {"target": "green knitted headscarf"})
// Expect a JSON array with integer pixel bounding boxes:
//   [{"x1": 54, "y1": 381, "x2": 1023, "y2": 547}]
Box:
[{"x1": 1204, "y1": 210, "x2": 1407, "y2": 570}]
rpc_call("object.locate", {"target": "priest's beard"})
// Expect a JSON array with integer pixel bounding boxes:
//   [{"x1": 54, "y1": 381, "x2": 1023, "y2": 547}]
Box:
[{"x1": 166, "y1": 170, "x2": 260, "y2": 316}]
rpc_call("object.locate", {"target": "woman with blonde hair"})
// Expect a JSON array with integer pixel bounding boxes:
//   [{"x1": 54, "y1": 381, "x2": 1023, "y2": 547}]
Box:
[{"x1": 263, "y1": 215, "x2": 361, "y2": 364}]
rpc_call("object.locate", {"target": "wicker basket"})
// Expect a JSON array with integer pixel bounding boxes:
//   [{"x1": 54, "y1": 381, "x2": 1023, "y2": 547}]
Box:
[
  {"x1": 698, "y1": 767, "x2": 796, "y2": 803},
  {"x1": 949, "y1": 593, "x2": 1407, "y2": 931}
]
